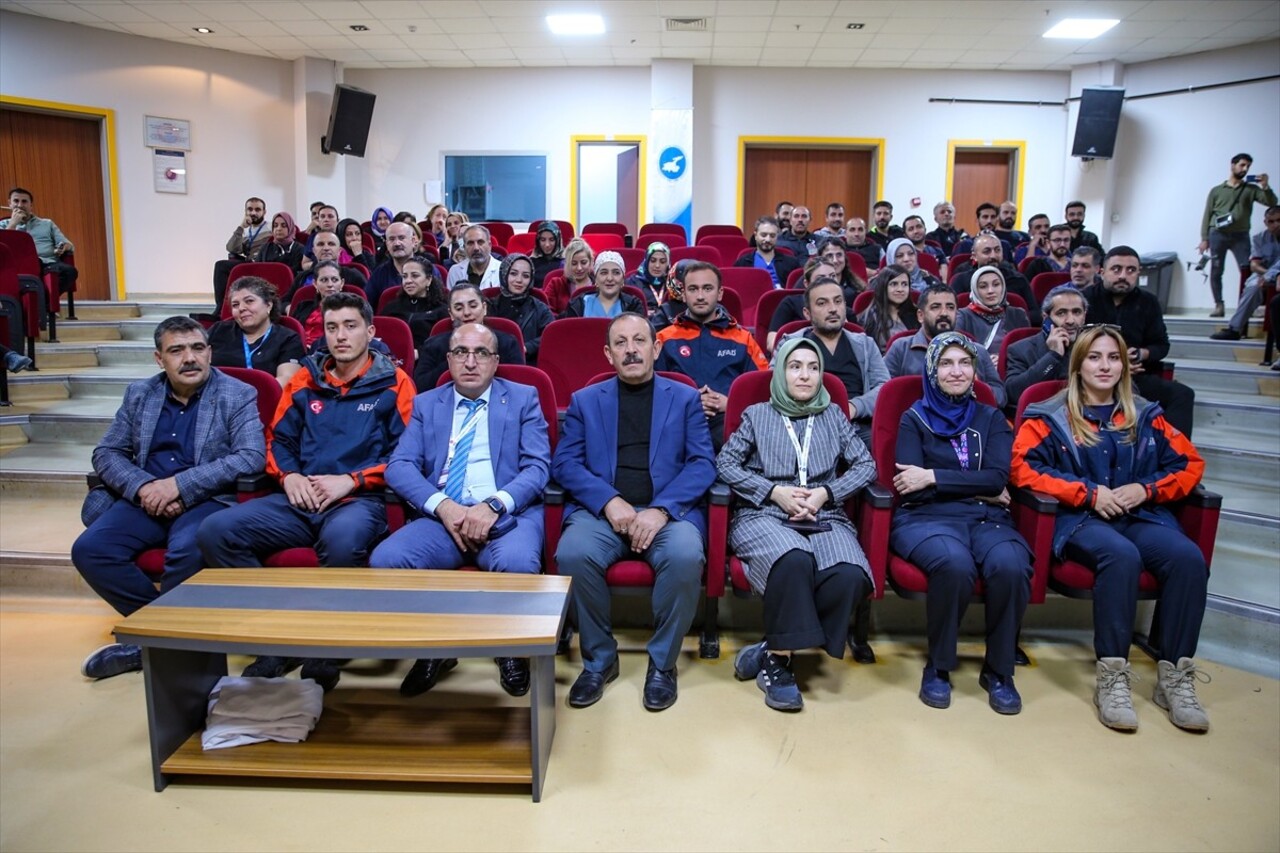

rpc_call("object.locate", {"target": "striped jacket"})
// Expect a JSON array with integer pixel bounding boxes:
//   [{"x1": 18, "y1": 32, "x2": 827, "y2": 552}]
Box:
[{"x1": 1010, "y1": 392, "x2": 1203, "y2": 557}]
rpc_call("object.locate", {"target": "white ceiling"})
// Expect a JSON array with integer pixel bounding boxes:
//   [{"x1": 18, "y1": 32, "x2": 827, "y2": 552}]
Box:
[{"x1": 3, "y1": 0, "x2": 1278, "y2": 71}]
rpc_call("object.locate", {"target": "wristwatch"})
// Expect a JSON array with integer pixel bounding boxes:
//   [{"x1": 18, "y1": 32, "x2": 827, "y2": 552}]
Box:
[{"x1": 483, "y1": 497, "x2": 507, "y2": 516}]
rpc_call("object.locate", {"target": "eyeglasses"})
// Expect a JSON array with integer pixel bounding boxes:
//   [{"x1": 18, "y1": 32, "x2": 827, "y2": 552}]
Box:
[
  {"x1": 447, "y1": 347, "x2": 496, "y2": 362},
  {"x1": 1080, "y1": 323, "x2": 1122, "y2": 334}
]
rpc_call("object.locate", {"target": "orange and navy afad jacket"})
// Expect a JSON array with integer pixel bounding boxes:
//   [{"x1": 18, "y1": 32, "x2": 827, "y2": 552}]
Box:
[
  {"x1": 655, "y1": 306, "x2": 768, "y2": 394},
  {"x1": 1010, "y1": 392, "x2": 1203, "y2": 557},
  {"x1": 266, "y1": 350, "x2": 415, "y2": 492}
]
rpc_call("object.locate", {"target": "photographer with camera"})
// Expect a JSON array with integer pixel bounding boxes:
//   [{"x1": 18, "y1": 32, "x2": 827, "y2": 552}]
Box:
[{"x1": 1198, "y1": 154, "x2": 1275, "y2": 317}]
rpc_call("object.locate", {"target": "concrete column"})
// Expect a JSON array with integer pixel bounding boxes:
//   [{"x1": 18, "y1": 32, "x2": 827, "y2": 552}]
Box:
[{"x1": 292, "y1": 57, "x2": 347, "y2": 218}]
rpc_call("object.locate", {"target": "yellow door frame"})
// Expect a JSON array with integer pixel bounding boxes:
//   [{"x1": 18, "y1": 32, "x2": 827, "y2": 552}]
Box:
[
  {"x1": 569, "y1": 135, "x2": 648, "y2": 230},
  {"x1": 944, "y1": 139, "x2": 1027, "y2": 223},
  {"x1": 1, "y1": 94, "x2": 125, "y2": 300},
  {"x1": 736, "y1": 136, "x2": 886, "y2": 230}
]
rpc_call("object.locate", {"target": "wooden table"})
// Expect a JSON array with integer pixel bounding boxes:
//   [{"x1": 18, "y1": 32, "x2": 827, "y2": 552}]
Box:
[{"x1": 114, "y1": 568, "x2": 572, "y2": 802}]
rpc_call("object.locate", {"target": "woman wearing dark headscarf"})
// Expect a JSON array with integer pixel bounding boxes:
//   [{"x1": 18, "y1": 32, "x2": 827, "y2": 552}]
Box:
[
  {"x1": 338, "y1": 217, "x2": 376, "y2": 272},
  {"x1": 627, "y1": 241, "x2": 672, "y2": 310},
  {"x1": 530, "y1": 220, "x2": 565, "y2": 289},
  {"x1": 487, "y1": 252, "x2": 554, "y2": 364},
  {"x1": 889, "y1": 331, "x2": 1032, "y2": 715},
  {"x1": 716, "y1": 337, "x2": 876, "y2": 712},
  {"x1": 369, "y1": 206, "x2": 393, "y2": 265},
  {"x1": 955, "y1": 265, "x2": 1030, "y2": 366},
  {"x1": 257, "y1": 211, "x2": 305, "y2": 273},
  {"x1": 649, "y1": 257, "x2": 690, "y2": 333}
]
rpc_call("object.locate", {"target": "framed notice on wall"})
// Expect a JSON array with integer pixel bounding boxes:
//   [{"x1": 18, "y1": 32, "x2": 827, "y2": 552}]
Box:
[
  {"x1": 153, "y1": 149, "x2": 187, "y2": 194},
  {"x1": 144, "y1": 115, "x2": 191, "y2": 150}
]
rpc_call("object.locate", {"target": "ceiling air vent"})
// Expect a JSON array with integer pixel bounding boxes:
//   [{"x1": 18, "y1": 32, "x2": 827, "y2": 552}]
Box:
[{"x1": 665, "y1": 17, "x2": 708, "y2": 32}]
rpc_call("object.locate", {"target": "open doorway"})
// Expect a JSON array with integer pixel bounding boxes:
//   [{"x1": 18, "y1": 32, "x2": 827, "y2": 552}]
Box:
[
  {"x1": 1, "y1": 103, "x2": 117, "y2": 300},
  {"x1": 739, "y1": 137, "x2": 883, "y2": 231},
  {"x1": 946, "y1": 141, "x2": 1026, "y2": 236},
  {"x1": 571, "y1": 137, "x2": 645, "y2": 237}
]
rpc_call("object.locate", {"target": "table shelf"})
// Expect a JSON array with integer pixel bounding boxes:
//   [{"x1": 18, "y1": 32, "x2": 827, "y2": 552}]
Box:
[{"x1": 162, "y1": 691, "x2": 532, "y2": 785}]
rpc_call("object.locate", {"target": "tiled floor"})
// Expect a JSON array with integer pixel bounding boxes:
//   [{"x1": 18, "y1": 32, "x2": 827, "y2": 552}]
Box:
[{"x1": 1, "y1": 598, "x2": 1277, "y2": 852}]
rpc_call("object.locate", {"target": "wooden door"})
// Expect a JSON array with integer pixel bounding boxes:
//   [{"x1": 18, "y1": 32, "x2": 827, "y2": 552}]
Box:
[
  {"x1": 743, "y1": 147, "x2": 873, "y2": 229},
  {"x1": 0, "y1": 108, "x2": 111, "y2": 300},
  {"x1": 951, "y1": 150, "x2": 1012, "y2": 235}
]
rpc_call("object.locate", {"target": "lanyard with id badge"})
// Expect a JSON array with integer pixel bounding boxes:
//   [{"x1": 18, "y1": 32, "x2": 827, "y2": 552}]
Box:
[{"x1": 781, "y1": 414, "x2": 831, "y2": 534}]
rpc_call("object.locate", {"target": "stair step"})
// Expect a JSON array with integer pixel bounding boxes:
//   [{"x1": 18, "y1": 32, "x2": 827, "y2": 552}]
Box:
[
  {"x1": 1210, "y1": 512, "x2": 1280, "y2": 610},
  {"x1": 1164, "y1": 315, "x2": 1235, "y2": 336},
  {"x1": 1194, "y1": 395, "x2": 1278, "y2": 436},
  {"x1": 1169, "y1": 336, "x2": 1268, "y2": 364},
  {"x1": 58, "y1": 303, "x2": 140, "y2": 320},
  {"x1": 45, "y1": 321, "x2": 122, "y2": 343},
  {"x1": 1196, "y1": 443, "x2": 1280, "y2": 491},
  {"x1": 1173, "y1": 359, "x2": 1279, "y2": 397},
  {"x1": 1, "y1": 415, "x2": 114, "y2": 446}
]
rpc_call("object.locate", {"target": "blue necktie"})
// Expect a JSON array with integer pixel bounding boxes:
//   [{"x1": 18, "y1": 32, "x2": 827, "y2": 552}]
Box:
[{"x1": 443, "y1": 398, "x2": 484, "y2": 503}]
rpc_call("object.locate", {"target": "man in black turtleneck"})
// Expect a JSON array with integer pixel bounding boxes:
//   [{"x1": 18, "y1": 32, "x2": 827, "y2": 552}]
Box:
[{"x1": 551, "y1": 313, "x2": 716, "y2": 713}]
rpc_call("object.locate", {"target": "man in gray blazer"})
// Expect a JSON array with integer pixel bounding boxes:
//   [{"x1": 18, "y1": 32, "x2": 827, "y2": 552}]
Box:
[
  {"x1": 371, "y1": 323, "x2": 551, "y2": 697},
  {"x1": 72, "y1": 317, "x2": 265, "y2": 680}
]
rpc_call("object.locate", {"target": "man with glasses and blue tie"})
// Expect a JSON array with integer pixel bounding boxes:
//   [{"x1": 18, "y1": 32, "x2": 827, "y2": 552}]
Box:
[{"x1": 371, "y1": 322, "x2": 551, "y2": 698}]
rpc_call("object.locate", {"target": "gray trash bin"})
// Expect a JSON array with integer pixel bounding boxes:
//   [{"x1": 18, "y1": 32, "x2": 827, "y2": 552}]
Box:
[{"x1": 1139, "y1": 252, "x2": 1177, "y2": 312}]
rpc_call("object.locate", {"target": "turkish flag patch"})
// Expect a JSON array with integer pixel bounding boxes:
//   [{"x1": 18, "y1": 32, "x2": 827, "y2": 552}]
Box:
[
  {"x1": 678, "y1": 345, "x2": 692, "y2": 358},
  {"x1": 309, "y1": 400, "x2": 324, "y2": 415}
]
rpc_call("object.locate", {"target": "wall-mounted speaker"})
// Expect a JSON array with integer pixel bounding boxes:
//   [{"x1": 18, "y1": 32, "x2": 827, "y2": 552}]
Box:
[
  {"x1": 322, "y1": 84, "x2": 376, "y2": 157},
  {"x1": 1072, "y1": 87, "x2": 1125, "y2": 160}
]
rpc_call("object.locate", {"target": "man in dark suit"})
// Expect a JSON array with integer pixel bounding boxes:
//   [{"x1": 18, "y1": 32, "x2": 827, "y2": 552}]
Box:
[
  {"x1": 552, "y1": 313, "x2": 717, "y2": 711},
  {"x1": 372, "y1": 323, "x2": 551, "y2": 698},
  {"x1": 72, "y1": 316, "x2": 265, "y2": 680},
  {"x1": 413, "y1": 284, "x2": 524, "y2": 390}
]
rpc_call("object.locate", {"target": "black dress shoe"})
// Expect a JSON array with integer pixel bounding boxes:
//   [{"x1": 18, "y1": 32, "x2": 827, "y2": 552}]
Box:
[
  {"x1": 400, "y1": 657, "x2": 457, "y2": 697},
  {"x1": 642, "y1": 659, "x2": 678, "y2": 711},
  {"x1": 242, "y1": 655, "x2": 303, "y2": 678},
  {"x1": 849, "y1": 640, "x2": 877, "y2": 664},
  {"x1": 301, "y1": 658, "x2": 342, "y2": 693},
  {"x1": 1015, "y1": 646, "x2": 1031, "y2": 667},
  {"x1": 568, "y1": 659, "x2": 619, "y2": 708},
  {"x1": 81, "y1": 643, "x2": 142, "y2": 679},
  {"x1": 496, "y1": 657, "x2": 530, "y2": 696}
]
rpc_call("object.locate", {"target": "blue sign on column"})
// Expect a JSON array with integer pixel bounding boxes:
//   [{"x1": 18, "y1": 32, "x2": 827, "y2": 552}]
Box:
[{"x1": 651, "y1": 109, "x2": 692, "y2": 238}]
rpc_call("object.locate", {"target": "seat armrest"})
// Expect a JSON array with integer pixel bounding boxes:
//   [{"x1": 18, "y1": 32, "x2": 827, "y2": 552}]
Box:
[
  {"x1": 543, "y1": 482, "x2": 564, "y2": 505},
  {"x1": 705, "y1": 481, "x2": 733, "y2": 599},
  {"x1": 857, "y1": 482, "x2": 895, "y2": 598},
  {"x1": 862, "y1": 481, "x2": 894, "y2": 509},
  {"x1": 1010, "y1": 485, "x2": 1057, "y2": 513},
  {"x1": 236, "y1": 472, "x2": 276, "y2": 495},
  {"x1": 1008, "y1": 486, "x2": 1057, "y2": 604},
  {"x1": 1183, "y1": 484, "x2": 1222, "y2": 510}
]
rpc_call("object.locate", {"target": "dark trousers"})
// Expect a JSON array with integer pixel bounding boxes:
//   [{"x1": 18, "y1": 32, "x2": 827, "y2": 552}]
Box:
[
  {"x1": 1063, "y1": 517, "x2": 1208, "y2": 661},
  {"x1": 212, "y1": 259, "x2": 245, "y2": 312},
  {"x1": 900, "y1": 529, "x2": 1032, "y2": 676},
  {"x1": 763, "y1": 550, "x2": 868, "y2": 658},
  {"x1": 42, "y1": 260, "x2": 78, "y2": 295},
  {"x1": 554, "y1": 513, "x2": 704, "y2": 672},
  {"x1": 1134, "y1": 373, "x2": 1195, "y2": 438},
  {"x1": 197, "y1": 493, "x2": 387, "y2": 568},
  {"x1": 71, "y1": 498, "x2": 227, "y2": 617},
  {"x1": 1207, "y1": 229, "x2": 1251, "y2": 305}
]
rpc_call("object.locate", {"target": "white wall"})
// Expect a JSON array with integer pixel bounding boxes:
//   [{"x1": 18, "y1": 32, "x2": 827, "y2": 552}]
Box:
[
  {"x1": 0, "y1": 11, "x2": 296, "y2": 298},
  {"x1": 342, "y1": 67, "x2": 652, "y2": 224},
  {"x1": 4, "y1": 9, "x2": 1276, "y2": 310},
  {"x1": 693, "y1": 66, "x2": 1071, "y2": 229},
  {"x1": 1106, "y1": 40, "x2": 1280, "y2": 311}
]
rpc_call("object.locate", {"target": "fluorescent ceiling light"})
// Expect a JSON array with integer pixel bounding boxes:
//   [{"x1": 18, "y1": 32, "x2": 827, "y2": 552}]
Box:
[
  {"x1": 1043, "y1": 18, "x2": 1119, "y2": 39},
  {"x1": 547, "y1": 14, "x2": 605, "y2": 36}
]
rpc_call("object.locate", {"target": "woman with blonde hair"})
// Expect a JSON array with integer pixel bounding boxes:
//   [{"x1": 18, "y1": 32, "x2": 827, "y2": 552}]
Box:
[
  {"x1": 543, "y1": 237, "x2": 594, "y2": 314},
  {"x1": 1012, "y1": 325, "x2": 1210, "y2": 733}
]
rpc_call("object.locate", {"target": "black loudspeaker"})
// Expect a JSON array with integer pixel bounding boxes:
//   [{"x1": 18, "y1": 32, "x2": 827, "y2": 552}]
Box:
[
  {"x1": 1072, "y1": 87, "x2": 1125, "y2": 160},
  {"x1": 322, "y1": 84, "x2": 376, "y2": 157}
]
